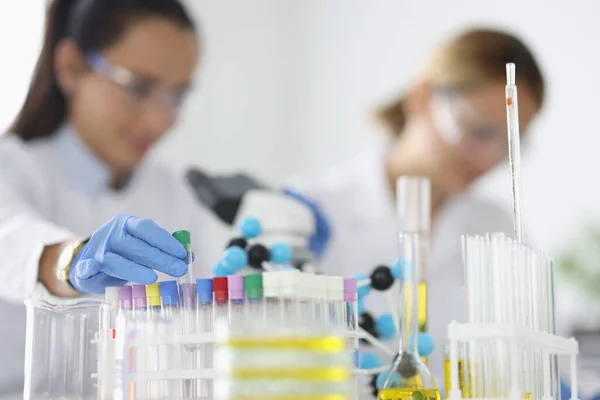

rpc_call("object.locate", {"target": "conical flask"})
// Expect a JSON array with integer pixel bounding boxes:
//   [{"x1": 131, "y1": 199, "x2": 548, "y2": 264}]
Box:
[{"x1": 378, "y1": 177, "x2": 439, "y2": 400}]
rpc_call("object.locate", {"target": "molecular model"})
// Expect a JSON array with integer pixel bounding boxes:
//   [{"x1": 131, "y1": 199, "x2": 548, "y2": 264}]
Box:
[
  {"x1": 354, "y1": 262, "x2": 436, "y2": 397},
  {"x1": 212, "y1": 217, "x2": 436, "y2": 398},
  {"x1": 212, "y1": 216, "x2": 294, "y2": 276}
]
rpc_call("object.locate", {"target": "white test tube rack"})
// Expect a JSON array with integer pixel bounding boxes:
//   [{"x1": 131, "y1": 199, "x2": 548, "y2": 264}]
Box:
[
  {"x1": 446, "y1": 321, "x2": 579, "y2": 400},
  {"x1": 93, "y1": 330, "x2": 368, "y2": 384}
]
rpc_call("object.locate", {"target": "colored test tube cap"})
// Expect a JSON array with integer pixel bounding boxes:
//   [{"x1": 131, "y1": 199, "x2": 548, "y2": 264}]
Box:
[
  {"x1": 213, "y1": 276, "x2": 229, "y2": 302},
  {"x1": 131, "y1": 284, "x2": 147, "y2": 308},
  {"x1": 159, "y1": 281, "x2": 178, "y2": 305},
  {"x1": 196, "y1": 278, "x2": 213, "y2": 303},
  {"x1": 180, "y1": 283, "x2": 195, "y2": 307},
  {"x1": 244, "y1": 274, "x2": 263, "y2": 299},
  {"x1": 228, "y1": 275, "x2": 244, "y2": 300},
  {"x1": 118, "y1": 285, "x2": 132, "y2": 309},
  {"x1": 146, "y1": 283, "x2": 160, "y2": 306},
  {"x1": 172, "y1": 230, "x2": 191, "y2": 246}
]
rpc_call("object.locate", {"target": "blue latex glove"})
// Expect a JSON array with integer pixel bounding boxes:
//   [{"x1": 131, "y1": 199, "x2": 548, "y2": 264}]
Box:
[
  {"x1": 69, "y1": 215, "x2": 188, "y2": 294},
  {"x1": 283, "y1": 188, "x2": 331, "y2": 259}
]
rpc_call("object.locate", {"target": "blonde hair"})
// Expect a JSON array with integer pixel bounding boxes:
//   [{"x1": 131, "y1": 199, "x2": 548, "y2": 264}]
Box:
[{"x1": 378, "y1": 28, "x2": 545, "y2": 136}]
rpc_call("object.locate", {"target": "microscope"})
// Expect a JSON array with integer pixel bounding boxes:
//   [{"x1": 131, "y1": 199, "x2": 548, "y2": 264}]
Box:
[{"x1": 186, "y1": 168, "x2": 318, "y2": 273}]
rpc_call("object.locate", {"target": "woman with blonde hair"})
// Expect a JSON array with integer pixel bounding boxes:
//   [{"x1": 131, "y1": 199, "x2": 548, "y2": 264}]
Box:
[{"x1": 289, "y1": 27, "x2": 545, "y2": 387}]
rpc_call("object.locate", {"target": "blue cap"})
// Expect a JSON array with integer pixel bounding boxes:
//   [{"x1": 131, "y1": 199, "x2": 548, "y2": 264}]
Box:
[
  {"x1": 159, "y1": 281, "x2": 178, "y2": 306},
  {"x1": 196, "y1": 278, "x2": 213, "y2": 303}
]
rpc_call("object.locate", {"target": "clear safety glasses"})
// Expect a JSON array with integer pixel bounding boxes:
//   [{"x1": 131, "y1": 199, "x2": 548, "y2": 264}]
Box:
[
  {"x1": 85, "y1": 51, "x2": 191, "y2": 113},
  {"x1": 430, "y1": 90, "x2": 511, "y2": 157}
]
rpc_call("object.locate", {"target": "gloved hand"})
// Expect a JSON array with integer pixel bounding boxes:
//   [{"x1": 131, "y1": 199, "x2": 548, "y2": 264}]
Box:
[
  {"x1": 283, "y1": 188, "x2": 331, "y2": 259},
  {"x1": 69, "y1": 215, "x2": 188, "y2": 294}
]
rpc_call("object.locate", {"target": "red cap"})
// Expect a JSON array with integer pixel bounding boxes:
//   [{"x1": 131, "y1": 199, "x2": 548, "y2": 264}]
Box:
[{"x1": 213, "y1": 277, "x2": 229, "y2": 302}]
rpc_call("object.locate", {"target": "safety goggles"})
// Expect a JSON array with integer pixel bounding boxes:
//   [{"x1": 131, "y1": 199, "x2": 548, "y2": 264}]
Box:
[
  {"x1": 430, "y1": 89, "x2": 510, "y2": 157},
  {"x1": 85, "y1": 51, "x2": 191, "y2": 112}
]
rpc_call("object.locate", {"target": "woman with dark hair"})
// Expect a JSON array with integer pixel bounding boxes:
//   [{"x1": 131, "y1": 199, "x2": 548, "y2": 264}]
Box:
[{"x1": 0, "y1": 0, "x2": 223, "y2": 392}]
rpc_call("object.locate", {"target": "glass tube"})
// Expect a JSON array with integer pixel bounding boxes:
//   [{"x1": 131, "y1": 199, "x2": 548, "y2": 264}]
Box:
[{"x1": 196, "y1": 278, "x2": 214, "y2": 399}]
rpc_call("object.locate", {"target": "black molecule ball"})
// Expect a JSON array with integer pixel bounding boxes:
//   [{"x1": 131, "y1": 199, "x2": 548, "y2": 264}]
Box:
[
  {"x1": 370, "y1": 265, "x2": 394, "y2": 291},
  {"x1": 369, "y1": 375, "x2": 378, "y2": 397},
  {"x1": 226, "y1": 237, "x2": 248, "y2": 250},
  {"x1": 358, "y1": 312, "x2": 378, "y2": 344},
  {"x1": 247, "y1": 243, "x2": 271, "y2": 269}
]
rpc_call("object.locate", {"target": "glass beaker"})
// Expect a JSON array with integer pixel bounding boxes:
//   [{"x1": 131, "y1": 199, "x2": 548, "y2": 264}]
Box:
[{"x1": 23, "y1": 297, "x2": 102, "y2": 400}]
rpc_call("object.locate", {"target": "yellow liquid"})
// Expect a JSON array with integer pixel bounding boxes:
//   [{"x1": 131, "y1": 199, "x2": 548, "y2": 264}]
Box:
[
  {"x1": 418, "y1": 282, "x2": 427, "y2": 333},
  {"x1": 443, "y1": 359, "x2": 533, "y2": 400},
  {"x1": 377, "y1": 388, "x2": 440, "y2": 400},
  {"x1": 443, "y1": 359, "x2": 471, "y2": 398}
]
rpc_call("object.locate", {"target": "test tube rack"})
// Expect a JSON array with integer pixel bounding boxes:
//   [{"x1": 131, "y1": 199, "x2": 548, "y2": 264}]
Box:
[
  {"x1": 446, "y1": 321, "x2": 578, "y2": 400},
  {"x1": 445, "y1": 234, "x2": 580, "y2": 400},
  {"x1": 90, "y1": 270, "x2": 363, "y2": 400}
]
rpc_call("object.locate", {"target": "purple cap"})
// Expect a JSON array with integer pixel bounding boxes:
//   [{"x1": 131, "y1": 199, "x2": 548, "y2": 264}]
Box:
[
  {"x1": 344, "y1": 278, "x2": 358, "y2": 301},
  {"x1": 180, "y1": 283, "x2": 195, "y2": 308},
  {"x1": 227, "y1": 275, "x2": 244, "y2": 301},
  {"x1": 131, "y1": 285, "x2": 147, "y2": 308},
  {"x1": 118, "y1": 286, "x2": 132, "y2": 309}
]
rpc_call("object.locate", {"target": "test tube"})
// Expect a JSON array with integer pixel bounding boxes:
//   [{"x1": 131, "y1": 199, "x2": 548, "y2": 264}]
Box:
[
  {"x1": 262, "y1": 272, "x2": 281, "y2": 326},
  {"x1": 314, "y1": 275, "x2": 328, "y2": 328},
  {"x1": 213, "y1": 277, "x2": 229, "y2": 323},
  {"x1": 99, "y1": 287, "x2": 119, "y2": 399},
  {"x1": 279, "y1": 270, "x2": 300, "y2": 327},
  {"x1": 244, "y1": 274, "x2": 263, "y2": 326},
  {"x1": 180, "y1": 283, "x2": 196, "y2": 340},
  {"x1": 299, "y1": 273, "x2": 316, "y2": 324},
  {"x1": 118, "y1": 286, "x2": 133, "y2": 315},
  {"x1": 228, "y1": 275, "x2": 245, "y2": 327},
  {"x1": 344, "y1": 277, "x2": 359, "y2": 400},
  {"x1": 326, "y1": 276, "x2": 344, "y2": 330},
  {"x1": 131, "y1": 285, "x2": 148, "y2": 399},
  {"x1": 158, "y1": 281, "x2": 181, "y2": 398},
  {"x1": 196, "y1": 278, "x2": 214, "y2": 399},
  {"x1": 145, "y1": 283, "x2": 161, "y2": 398},
  {"x1": 117, "y1": 286, "x2": 134, "y2": 399},
  {"x1": 173, "y1": 230, "x2": 195, "y2": 286},
  {"x1": 343, "y1": 278, "x2": 359, "y2": 368}
]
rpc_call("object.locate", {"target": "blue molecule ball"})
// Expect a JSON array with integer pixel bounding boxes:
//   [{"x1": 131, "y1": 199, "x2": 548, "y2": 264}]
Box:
[
  {"x1": 357, "y1": 299, "x2": 366, "y2": 314},
  {"x1": 270, "y1": 242, "x2": 293, "y2": 264},
  {"x1": 212, "y1": 261, "x2": 230, "y2": 277},
  {"x1": 391, "y1": 259, "x2": 413, "y2": 280},
  {"x1": 409, "y1": 332, "x2": 435, "y2": 357},
  {"x1": 376, "y1": 371, "x2": 402, "y2": 389},
  {"x1": 375, "y1": 313, "x2": 396, "y2": 341},
  {"x1": 353, "y1": 274, "x2": 372, "y2": 299},
  {"x1": 359, "y1": 352, "x2": 381, "y2": 369},
  {"x1": 223, "y1": 246, "x2": 248, "y2": 273},
  {"x1": 239, "y1": 217, "x2": 262, "y2": 239}
]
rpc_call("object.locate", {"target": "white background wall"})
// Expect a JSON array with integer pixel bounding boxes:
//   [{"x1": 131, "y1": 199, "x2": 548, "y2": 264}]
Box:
[{"x1": 2, "y1": 0, "x2": 599, "y2": 256}]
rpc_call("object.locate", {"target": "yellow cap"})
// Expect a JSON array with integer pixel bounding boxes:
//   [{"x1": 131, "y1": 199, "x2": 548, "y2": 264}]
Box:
[{"x1": 146, "y1": 283, "x2": 161, "y2": 306}]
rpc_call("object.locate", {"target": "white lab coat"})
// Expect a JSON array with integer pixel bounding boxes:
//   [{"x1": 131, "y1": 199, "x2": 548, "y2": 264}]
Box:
[
  {"x1": 0, "y1": 126, "x2": 227, "y2": 395},
  {"x1": 289, "y1": 136, "x2": 515, "y2": 392}
]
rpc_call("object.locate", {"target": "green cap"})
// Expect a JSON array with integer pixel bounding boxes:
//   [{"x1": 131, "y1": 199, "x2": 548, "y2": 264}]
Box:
[
  {"x1": 172, "y1": 230, "x2": 191, "y2": 246},
  {"x1": 244, "y1": 274, "x2": 263, "y2": 300}
]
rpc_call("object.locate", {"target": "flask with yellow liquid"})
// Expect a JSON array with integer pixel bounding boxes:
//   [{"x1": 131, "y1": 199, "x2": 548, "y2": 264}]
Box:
[{"x1": 378, "y1": 177, "x2": 440, "y2": 400}]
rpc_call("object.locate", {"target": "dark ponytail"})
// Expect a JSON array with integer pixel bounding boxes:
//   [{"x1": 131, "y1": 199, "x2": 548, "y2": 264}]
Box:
[{"x1": 11, "y1": 0, "x2": 196, "y2": 142}]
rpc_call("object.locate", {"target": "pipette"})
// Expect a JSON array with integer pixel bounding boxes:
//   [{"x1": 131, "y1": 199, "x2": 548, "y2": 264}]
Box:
[{"x1": 505, "y1": 63, "x2": 524, "y2": 244}]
